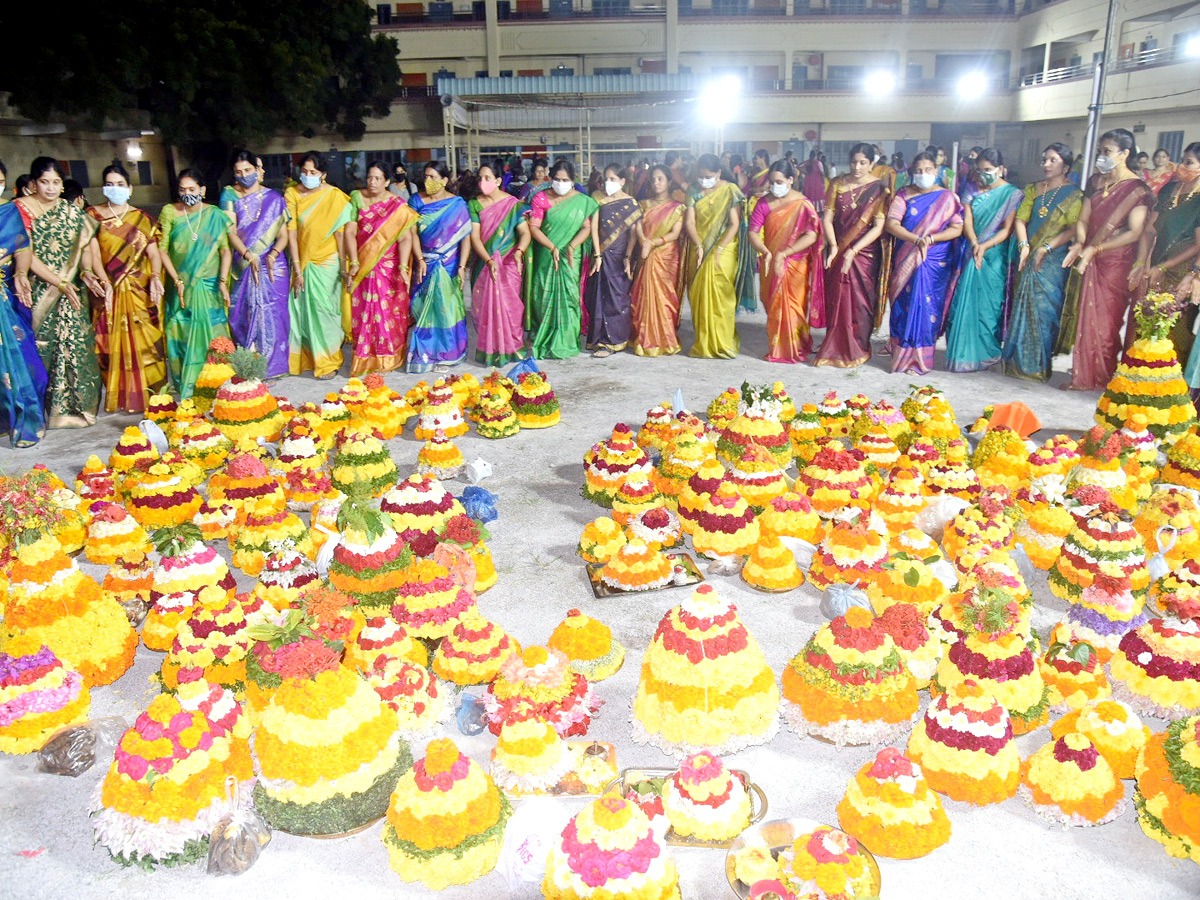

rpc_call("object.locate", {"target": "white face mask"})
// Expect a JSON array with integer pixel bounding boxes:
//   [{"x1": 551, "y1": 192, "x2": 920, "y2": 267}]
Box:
[
  {"x1": 698, "y1": 176, "x2": 718, "y2": 190},
  {"x1": 770, "y1": 182, "x2": 789, "y2": 198},
  {"x1": 604, "y1": 180, "x2": 621, "y2": 196},
  {"x1": 913, "y1": 172, "x2": 938, "y2": 190},
  {"x1": 552, "y1": 179, "x2": 572, "y2": 196},
  {"x1": 1094, "y1": 155, "x2": 1117, "y2": 174},
  {"x1": 299, "y1": 173, "x2": 322, "y2": 190}
]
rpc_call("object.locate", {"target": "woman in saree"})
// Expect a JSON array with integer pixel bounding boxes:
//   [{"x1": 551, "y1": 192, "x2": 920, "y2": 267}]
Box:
[
  {"x1": 630, "y1": 165, "x2": 685, "y2": 357},
  {"x1": 85, "y1": 164, "x2": 167, "y2": 414},
  {"x1": 1144, "y1": 148, "x2": 1178, "y2": 196},
  {"x1": 0, "y1": 199, "x2": 47, "y2": 445},
  {"x1": 584, "y1": 164, "x2": 642, "y2": 357},
  {"x1": 883, "y1": 152, "x2": 965, "y2": 375},
  {"x1": 945, "y1": 147, "x2": 1024, "y2": 372},
  {"x1": 221, "y1": 150, "x2": 291, "y2": 378},
  {"x1": 683, "y1": 154, "x2": 754, "y2": 359},
  {"x1": 286, "y1": 151, "x2": 352, "y2": 379},
  {"x1": 468, "y1": 163, "x2": 530, "y2": 366},
  {"x1": 745, "y1": 149, "x2": 772, "y2": 201},
  {"x1": 815, "y1": 143, "x2": 887, "y2": 368},
  {"x1": 526, "y1": 159, "x2": 598, "y2": 359},
  {"x1": 1136, "y1": 143, "x2": 1200, "y2": 366},
  {"x1": 407, "y1": 161, "x2": 471, "y2": 372},
  {"x1": 17, "y1": 157, "x2": 102, "y2": 428},
  {"x1": 801, "y1": 151, "x2": 827, "y2": 214},
  {"x1": 1001, "y1": 143, "x2": 1085, "y2": 382},
  {"x1": 518, "y1": 158, "x2": 550, "y2": 203},
  {"x1": 747, "y1": 160, "x2": 823, "y2": 363},
  {"x1": 343, "y1": 161, "x2": 418, "y2": 375},
  {"x1": 1060, "y1": 129, "x2": 1154, "y2": 391},
  {"x1": 159, "y1": 169, "x2": 232, "y2": 399}
]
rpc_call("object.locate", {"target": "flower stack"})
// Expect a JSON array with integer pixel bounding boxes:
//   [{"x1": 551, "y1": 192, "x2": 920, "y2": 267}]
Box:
[
  {"x1": 633, "y1": 584, "x2": 779, "y2": 757},
  {"x1": 782, "y1": 607, "x2": 920, "y2": 746},
  {"x1": 1039, "y1": 636, "x2": 1111, "y2": 711},
  {"x1": 90, "y1": 686, "x2": 254, "y2": 868},
  {"x1": 0, "y1": 637, "x2": 90, "y2": 755},
  {"x1": 412, "y1": 382, "x2": 465, "y2": 440},
  {"x1": 511, "y1": 370, "x2": 560, "y2": 428},
  {"x1": 1020, "y1": 732, "x2": 1126, "y2": 826},
  {"x1": 912, "y1": 395, "x2": 960, "y2": 453},
  {"x1": 438, "y1": 512, "x2": 496, "y2": 592},
  {"x1": 757, "y1": 491, "x2": 824, "y2": 545},
  {"x1": 611, "y1": 473, "x2": 662, "y2": 525},
  {"x1": 145, "y1": 524, "x2": 238, "y2": 652},
  {"x1": 1134, "y1": 714, "x2": 1200, "y2": 864},
  {"x1": 176, "y1": 418, "x2": 233, "y2": 471},
  {"x1": 190, "y1": 337, "x2": 236, "y2": 413},
  {"x1": 432, "y1": 614, "x2": 521, "y2": 685},
  {"x1": 1096, "y1": 290, "x2": 1197, "y2": 445},
  {"x1": 599, "y1": 539, "x2": 675, "y2": 591},
  {"x1": 1109, "y1": 616, "x2": 1200, "y2": 718},
  {"x1": 363, "y1": 655, "x2": 448, "y2": 741},
  {"x1": 109, "y1": 425, "x2": 159, "y2": 478},
  {"x1": 706, "y1": 387, "x2": 740, "y2": 433},
  {"x1": 1052, "y1": 697, "x2": 1149, "y2": 779},
  {"x1": 637, "y1": 403, "x2": 675, "y2": 452},
  {"x1": 207, "y1": 452, "x2": 284, "y2": 525},
  {"x1": 867, "y1": 552, "x2": 948, "y2": 617},
  {"x1": 905, "y1": 679, "x2": 1021, "y2": 805},
  {"x1": 941, "y1": 490, "x2": 1014, "y2": 573},
  {"x1": 808, "y1": 509, "x2": 890, "y2": 592},
  {"x1": 417, "y1": 430, "x2": 465, "y2": 480},
  {"x1": 971, "y1": 426, "x2": 1030, "y2": 492},
  {"x1": 123, "y1": 461, "x2": 202, "y2": 530},
  {"x1": 543, "y1": 795, "x2": 679, "y2": 900},
  {"x1": 836, "y1": 747, "x2": 951, "y2": 859},
  {"x1": 676, "y1": 458, "x2": 728, "y2": 535},
  {"x1": 210, "y1": 346, "x2": 285, "y2": 443},
  {"x1": 582, "y1": 424, "x2": 652, "y2": 508},
  {"x1": 76, "y1": 455, "x2": 117, "y2": 504},
  {"x1": 100, "y1": 552, "x2": 155, "y2": 618},
  {"x1": 485, "y1": 645, "x2": 600, "y2": 738},
  {"x1": 924, "y1": 438, "x2": 981, "y2": 500},
  {"x1": 230, "y1": 496, "x2": 312, "y2": 577},
  {"x1": 345, "y1": 614, "x2": 427, "y2": 673},
  {"x1": 690, "y1": 482, "x2": 760, "y2": 558},
  {"x1": 548, "y1": 608, "x2": 625, "y2": 681},
  {"x1": 393, "y1": 554, "x2": 478, "y2": 640},
  {"x1": 854, "y1": 426, "x2": 902, "y2": 479},
  {"x1": 1014, "y1": 476, "x2": 1074, "y2": 569},
  {"x1": 272, "y1": 420, "x2": 326, "y2": 477},
  {"x1": 327, "y1": 496, "x2": 410, "y2": 611},
  {"x1": 474, "y1": 385, "x2": 520, "y2": 439},
  {"x1": 715, "y1": 382, "x2": 791, "y2": 472},
  {"x1": 1120, "y1": 413, "x2": 1161, "y2": 502},
  {"x1": 1134, "y1": 486, "x2": 1200, "y2": 572},
  {"x1": 797, "y1": 445, "x2": 874, "y2": 518},
  {"x1": 1070, "y1": 425, "x2": 1137, "y2": 512},
  {"x1": 316, "y1": 393, "x2": 352, "y2": 448},
  {"x1": 158, "y1": 596, "x2": 250, "y2": 695},
  {"x1": 577, "y1": 516, "x2": 627, "y2": 564},
  {"x1": 250, "y1": 542, "x2": 320, "y2": 612},
  {"x1": 872, "y1": 464, "x2": 927, "y2": 535},
  {"x1": 817, "y1": 390, "x2": 852, "y2": 437},
  {"x1": 2, "y1": 532, "x2": 136, "y2": 687},
  {"x1": 725, "y1": 444, "x2": 788, "y2": 511},
  {"x1": 662, "y1": 752, "x2": 753, "y2": 841},
  {"x1": 330, "y1": 428, "x2": 398, "y2": 498},
  {"x1": 789, "y1": 404, "x2": 827, "y2": 466},
  {"x1": 84, "y1": 501, "x2": 151, "y2": 565},
  {"x1": 652, "y1": 430, "x2": 716, "y2": 504},
  {"x1": 381, "y1": 473, "x2": 464, "y2": 557},
  {"x1": 490, "y1": 699, "x2": 574, "y2": 794},
  {"x1": 254, "y1": 660, "x2": 411, "y2": 835},
  {"x1": 741, "y1": 531, "x2": 805, "y2": 591},
  {"x1": 629, "y1": 506, "x2": 682, "y2": 549}
]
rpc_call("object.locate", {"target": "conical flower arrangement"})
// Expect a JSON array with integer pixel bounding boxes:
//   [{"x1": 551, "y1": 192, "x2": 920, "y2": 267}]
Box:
[
  {"x1": 145, "y1": 524, "x2": 238, "y2": 651},
  {"x1": 0, "y1": 636, "x2": 91, "y2": 755},
  {"x1": 1096, "y1": 290, "x2": 1197, "y2": 446},
  {"x1": 511, "y1": 371, "x2": 560, "y2": 428},
  {"x1": 474, "y1": 385, "x2": 520, "y2": 439},
  {"x1": 191, "y1": 337, "x2": 236, "y2": 414},
  {"x1": 797, "y1": 445, "x2": 874, "y2": 519},
  {"x1": 413, "y1": 382, "x2": 468, "y2": 440},
  {"x1": 1133, "y1": 714, "x2": 1200, "y2": 864},
  {"x1": 583, "y1": 424, "x2": 652, "y2": 508},
  {"x1": 210, "y1": 346, "x2": 285, "y2": 443},
  {"x1": 675, "y1": 457, "x2": 727, "y2": 535},
  {"x1": 725, "y1": 444, "x2": 788, "y2": 511},
  {"x1": 381, "y1": 473, "x2": 464, "y2": 558},
  {"x1": 715, "y1": 383, "x2": 791, "y2": 471},
  {"x1": 808, "y1": 509, "x2": 890, "y2": 592},
  {"x1": 328, "y1": 492, "x2": 410, "y2": 612},
  {"x1": 330, "y1": 427, "x2": 398, "y2": 498},
  {"x1": 431, "y1": 613, "x2": 521, "y2": 686}
]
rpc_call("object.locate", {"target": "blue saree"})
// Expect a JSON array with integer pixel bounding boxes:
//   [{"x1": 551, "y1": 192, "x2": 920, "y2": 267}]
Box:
[
  {"x1": 0, "y1": 203, "x2": 47, "y2": 446},
  {"x1": 406, "y1": 193, "x2": 470, "y2": 373}
]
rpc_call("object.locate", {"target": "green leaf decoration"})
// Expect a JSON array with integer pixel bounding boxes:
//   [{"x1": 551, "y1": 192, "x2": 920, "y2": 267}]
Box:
[
  {"x1": 904, "y1": 567, "x2": 922, "y2": 588},
  {"x1": 228, "y1": 345, "x2": 267, "y2": 382},
  {"x1": 151, "y1": 522, "x2": 204, "y2": 558},
  {"x1": 335, "y1": 490, "x2": 389, "y2": 543},
  {"x1": 1065, "y1": 641, "x2": 1097, "y2": 665}
]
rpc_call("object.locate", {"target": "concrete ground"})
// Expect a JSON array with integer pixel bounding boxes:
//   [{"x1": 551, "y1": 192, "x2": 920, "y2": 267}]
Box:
[{"x1": 1, "y1": 304, "x2": 1195, "y2": 900}]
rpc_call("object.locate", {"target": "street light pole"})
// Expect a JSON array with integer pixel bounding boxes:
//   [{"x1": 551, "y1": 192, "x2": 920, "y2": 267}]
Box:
[{"x1": 1081, "y1": 0, "x2": 1119, "y2": 179}]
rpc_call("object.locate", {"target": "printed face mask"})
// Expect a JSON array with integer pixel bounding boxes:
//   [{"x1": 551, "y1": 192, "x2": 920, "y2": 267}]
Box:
[
  {"x1": 978, "y1": 170, "x2": 998, "y2": 186},
  {"x1": 236, "y1": 173, "x2": 258, "y2": 188},
  {"x1": 181, "y1": 193, "x2": 202, "y2": 206}
]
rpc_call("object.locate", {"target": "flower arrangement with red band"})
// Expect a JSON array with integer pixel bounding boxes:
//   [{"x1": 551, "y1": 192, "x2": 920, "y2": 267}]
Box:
[
  {"x1": 724, "y1": 444, "x2": 788, "y2": 513},
  {"x1": 1020, "y1": 731, "x2": 1126, "y2": 826},
  {"x1": 637, "y1": 403, "x2": 675, "y2": 452},
  {"x1": 485, "y1": 644, "x2": 600, "y2": 738},
  {"x1": 662, "y1": 751, "x2": 752, "y2": 842},
  {"x1": 807, "y1": 508, "x2": 889, "y2": 593},
  {"x1": 1109, "y1": 614, "x2": 1200, "y2": 718},
  {"x1": 381, "y1": 472, "x2": 465, "y2": 557},
  {"x1": 512, "y1": 370, "x2": 560, "y2": 429},
  {"x1": 584, "y1": 424, "x2": 652, "y2": 508},
  {"x1": 144, "y1": 524, "x2": 237, "y2": 652},
  {"x1": 209, "y1": 346, "x2": 286, "y2": 443},
  {"x1": 1051, "y1": 696, "x2": 1149, "y2": 779},
  {"x1": 653, "y1": 430, "x2": 717, "y2": 505},
  {"x1": 676, "y1": 457, "x2": 729, "y2": 536},
  {"x1": 837, "y1": 747, "x2": 950, "y2": 859},
  {"x1": 1133, "y1": 714, "x2": 1200, "y2": 864},
  {"x1": 0, "y1": 636, "x2": 90, "y2": 755},
  {"x1": 490, "y1": 699, "x2": 574, "y2": 794},
  {"x1": 432, "y1": 612, "x2": 521, "y2": 685}
]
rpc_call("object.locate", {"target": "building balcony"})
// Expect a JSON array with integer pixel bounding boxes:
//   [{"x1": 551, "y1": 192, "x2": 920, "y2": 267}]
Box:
[{"x1": 1018, "y1": 41, "x2": 1200, "y2": 86}]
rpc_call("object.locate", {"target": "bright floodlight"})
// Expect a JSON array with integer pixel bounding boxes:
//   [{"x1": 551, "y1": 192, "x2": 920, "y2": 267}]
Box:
[
  {"x1": 863, "y1": 71, "x2": 896, "y2": 95},
  {"x1": 701, "y1": 74, "x2": 742, "y2": 126},
  {"x1": 956, "y1": 71, "x2": 989, "y2": 99},
  {"x1": 126, "y1": 142, "x2": 143, "y2": 160},
  {"x1": 1187, "y1": 36, "x2": 1200, "y2": 57}
]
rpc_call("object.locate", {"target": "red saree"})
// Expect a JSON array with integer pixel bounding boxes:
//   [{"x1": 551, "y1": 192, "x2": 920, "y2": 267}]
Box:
[{"x1": 750, "y1": 195, "x2": 823, "y2": 363}]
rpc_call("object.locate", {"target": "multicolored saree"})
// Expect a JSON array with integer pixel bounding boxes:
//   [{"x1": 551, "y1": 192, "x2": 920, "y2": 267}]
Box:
[
  {"x1": 584, "y1": 196, "x2": 641, "y2": 352},
  {"x1": 630, "y1": 199, "x2": 684, "y2": 357},
  {"x1": 749, "y1": 195, "x2": 823, "y2": 363},
  {"x1": 0, "y1": 202, "x2": 47, "y2": 446},
  {"x1": 161, "y1": 204, "x2": 231, "y2": 399},
  {"x1": 21, "y1": 198, "x2": 100, "y2": 428},
  {"x1": 944, "y1": 182, "x2": 1024, "y2": 372},
  {"x1": 526, "y1": 190, "x2": 598, "y2": 359},
  {"x1": 685, "y1": 181, "x2": 752, "y2": 358},
  {"x1": 221, "y1": 186, "x2": 290, "y2": 378},
  {"x1": 286, "y1": 184, "x2": 352, "y2": 378},
  {"x1": 470, "y1": 193, "x2": 529, "y2": 366},
  {"x1": 886, "y1": 187, "x2": 964, "y2": 375},
  {"x1": 407, "y1": 193, "x2": 470, "y2": 373},
  {"x1": 349, "y1": 191, "x2": 416, "y2": 375},
  {"x1": 1149, "y1": 181, "x2": 1200, "y2": 367},
  {"x1": 1000, "y1": 183, "x2": 1083, "y2": 382},
  {"x1": 815, "y1": 178, "x2": 886, "y2": 368}
]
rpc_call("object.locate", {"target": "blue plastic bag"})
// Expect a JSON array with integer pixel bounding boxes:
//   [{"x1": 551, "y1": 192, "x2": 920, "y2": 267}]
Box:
[
  {"x1": 506, "y1": 357, "x2": 541, "y2": 379},
  {"x1": 460, "y1": 486, "x2": 499, "y2": 524},
  {"x1": 456, "y1": 692, "x2": 489, "y2": 736}
]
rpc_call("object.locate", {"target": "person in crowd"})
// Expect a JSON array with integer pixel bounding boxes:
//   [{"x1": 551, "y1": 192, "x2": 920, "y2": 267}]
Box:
[
  {"x1": 407, "y1": 160, "x2": 471, "y2": 372},
  {"x1": 505, "y1": 155, "x2": 528, "y2": 196},
  {"x1": 1136, "y1": 143, "x2": 1200, "y2": 366},
  {"x1": 630, "y1": 164, "x2": 685, "y2": 357},
  {"x1": 815, "y1": 143, "x2": 887, "y2": 368},
  {"x1": 944, "y1": 147, "x2": 1023, "y2": 372},
  {"x1": 468, "y1": 162, "x2": 530, "y2": 365},
  {"x1": 1135, "y1": 151, "x2": 1151, "y2": 174},
  {"x1": 221, "y1": 150, "x2": 291, "y2": 379},
  {"x1": 1000, "y1": 142, "x2": 1084, "y2": 382},
  {"x1": 519, "y1": 157, "x2": 550, "y2": 202},
  {"x1": 62, "y1": 179, "x2": 87, "y2": 209},
  {"x1": 586, "y1": 167, "x2": 604, "y2": 197},
  {"x1": 891, "y1": 152, "x2": 907, "y2": 183},
  {"x1": 821, "y1": 153, "x2": 836, "y2": 179},
  {"x1": 85, "y1": 163, "x2": 167, "y2": 413},
  {"x1": 13, "y1": 174, "x2": 33, "y2": 200},
  {"x1": 584, "y1": 163, "x2": 642, "y2": 357},
  {"x1": 389, "y1": 161, "x2": 411, "y2": 202},
  {"x1": 0, "y1": 160, "x2": 7, "y2": 203},
  {"x1": 883, "y1": 151, "x2": 965, "y2": 374},
  {"x1": 285, "y1": 150, "x2": 352, "y2": 379},
  {"x1": 1144, "y1": 147, "x2": 1178, "y2": 196},
  {"x1": 927, "y1": 145, "x2": 954, "y2": 190},
  {"x1": 159, "y1": 168, "x2": 232, "y2": 399},
  {"x1": 345, "y1": 160, "x2": 417, "y2": 375},
  {"x1": 683, "y1": 153, "x2": 753, "y2": 358},
  {"x1": 17, "y1": 157, "x2": 102, "y2": 427},
  {"x1": 526, "y1": 158, "x2": 597, "y2": 359},
  {"x1": 871, "y1": 145, "x2": 896, "y2": 197},
  {"x1": 0, "y1": 182, "x2": 47, "y2": 445},
  {"x1": 800, "y1": 150, "x2": 827, "y2": 214},
  {"x1": 1059, "y1": 128, "x2": 1154, "y2": 390},
  {"x1": 958, "y1": 146, "x2": 983, "y2": 200},
  {"x1": 747, "y1": 159, "x2": 823, "y2": 363},
  {"x1": 728, "y1": 154, "x2": 748, "y2": 194},
  {"x1": 746, "y1": 149, "x2": 772, "y2": 200}
]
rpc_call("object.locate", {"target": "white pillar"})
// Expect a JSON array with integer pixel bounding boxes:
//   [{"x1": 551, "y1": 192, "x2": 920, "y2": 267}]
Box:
[
  {"x1": 666, "y1": 0, "x2": 679, "y2": 74},
  {"x1": 784, "y1": 49, "x2": 794, "y2": 89},
  {"x1": 1042, "y1": 42, "x2": 1052, "y2": 79},
  {"x1": 485, "y1": 0, "x2": 501, "y2": 76}
]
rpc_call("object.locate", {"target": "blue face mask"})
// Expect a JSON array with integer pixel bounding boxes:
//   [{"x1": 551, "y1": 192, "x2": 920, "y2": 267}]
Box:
[
  {"x1": 299, "y1": 173, "x2": 322, "y2": 190},
  {"x1": 102, "y1": 185, "x2": 132, "y2": 206},
  {"x1": 236, "y1": 173, "x2": 258, "y2": 188}
]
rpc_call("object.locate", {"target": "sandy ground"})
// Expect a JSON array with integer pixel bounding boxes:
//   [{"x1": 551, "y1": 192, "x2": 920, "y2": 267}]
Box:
[{"x1": 1, "y1": 305, "x2": 1196, "y2": 900}]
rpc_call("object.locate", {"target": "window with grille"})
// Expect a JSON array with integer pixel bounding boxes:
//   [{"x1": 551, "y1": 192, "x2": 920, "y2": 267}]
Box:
[{"x1": 1156, "y1": 130, "x2": 1184, "y2": 162}]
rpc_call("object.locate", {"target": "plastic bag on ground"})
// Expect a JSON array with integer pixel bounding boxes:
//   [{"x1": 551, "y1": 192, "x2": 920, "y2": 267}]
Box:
[
  {"x1": 497, "y1": 796, "x2": 573, "y2": 892},
  {"x1": 207, "y1": 778, "x2": 271, "y2": 876},
  {"x1": 38, "y1": 716, "x2": 127, "y2": 777},
  {"x1": 778, "y1": 537, "x2": 818, "y2": 572},
  {"x1": 914, "y1": 495, "x2": 970, "y2": 542},
  {"x1": 506, "y1": 358, "x2": 541, "y2": 379},
  {"x1": 461, "y1": 486, "x2": 499, "y2": 523},
  {"x1": 819, "y1": 582, "x2": 872, "y2": 620}
]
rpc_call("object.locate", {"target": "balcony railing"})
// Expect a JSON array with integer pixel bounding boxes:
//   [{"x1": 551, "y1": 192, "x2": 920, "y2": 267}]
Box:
[{"x1": 1018, "y1": 43, "x2": 1198, "y2": 87}]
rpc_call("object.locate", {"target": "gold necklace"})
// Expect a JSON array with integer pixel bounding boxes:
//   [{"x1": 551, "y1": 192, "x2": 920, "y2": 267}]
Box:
[
  {"x1": 1037, "y1": 182, "x2": 1065, "y2": 218},
  {"x1": 107, "y1": 202, "x2": 127, "y2": 226},
  {"x1": 1170, "y1": 178, "x2": 1200, "y2": 209}
]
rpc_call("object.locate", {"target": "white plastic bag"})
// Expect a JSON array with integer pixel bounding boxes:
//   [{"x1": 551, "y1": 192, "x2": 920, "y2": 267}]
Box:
[
  {"x1": 1147, "y1": 526, "x2": 1178, "y2": 582},
  {"x1": 914, "y1": 495, "x2": 970, "y2": 542},
  {"x1": 138, "y1": 419, "x2": 169, "y2": 454},
  {"x1": 497, "y1": 797, "x2": 573, "y2": 892},
  {"x1": 313, "y1": 527, "x2": 341, "y2": 576},
  {"x1": 465, "y1": 457, "x2": 493, "y2": 484},
  {"x1": 778, "y1": 537, "x2": 818, "y2": 572}
]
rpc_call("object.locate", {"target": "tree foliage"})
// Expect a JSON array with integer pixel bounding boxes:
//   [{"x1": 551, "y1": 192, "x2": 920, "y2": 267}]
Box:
[{"x1": 3, "y1": 0, "x2": 400, "y2": 177}]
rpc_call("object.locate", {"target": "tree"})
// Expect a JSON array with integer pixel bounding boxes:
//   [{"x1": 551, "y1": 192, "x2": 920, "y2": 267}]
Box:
[{"x1": 2, "y1": 0, "x2": 400, "y2": 188}]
